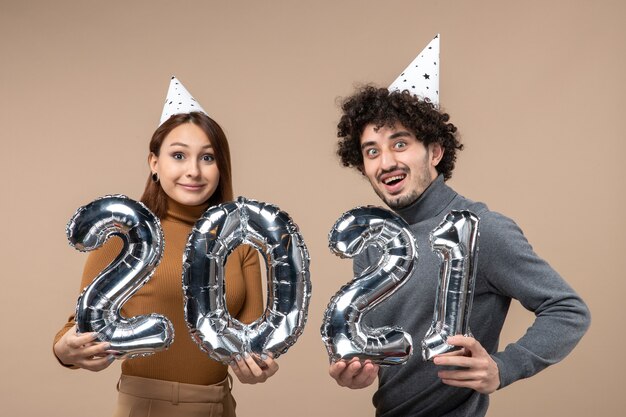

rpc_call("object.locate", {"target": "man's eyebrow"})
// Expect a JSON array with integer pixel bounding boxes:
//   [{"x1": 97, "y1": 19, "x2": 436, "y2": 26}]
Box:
[
  {"x1": 361, "y1": 141, "x2": 377, "y2": 150},
  {"x1": 389, "y1": 131, "x2": 412, "y2": 139}
]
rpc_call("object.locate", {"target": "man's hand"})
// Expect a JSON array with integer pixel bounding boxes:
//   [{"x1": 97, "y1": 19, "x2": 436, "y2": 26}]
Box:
[
  {"x1": 433, "y1": 335, "x2": 500, "y2": 394},
  {"x1": 329, "y1": 358, "x2": 379, "y2": 389}
]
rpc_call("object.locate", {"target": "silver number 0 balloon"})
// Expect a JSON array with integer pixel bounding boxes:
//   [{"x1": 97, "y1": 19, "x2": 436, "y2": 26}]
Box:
[
  {"x1": 183, "y1": 197, "x2": 311, "y2": 364},
  {"x1": 66, "y1": 195, "x2": 174, "y2": 359},
  {"x1": 321, "y1": 207, "x2": 417, "y2": 365},
  {"x1": 422, "y1": 210, "x2": 479, "y2": 360}
]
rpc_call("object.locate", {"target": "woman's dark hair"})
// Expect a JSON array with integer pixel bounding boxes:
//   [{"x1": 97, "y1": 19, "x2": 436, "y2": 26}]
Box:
[
  {"x1": 336, "y1": 85, "x2": 463, "y2": 181},
  {"x1": 140, "y1": 112, "x2": 233, "y2": 218}
]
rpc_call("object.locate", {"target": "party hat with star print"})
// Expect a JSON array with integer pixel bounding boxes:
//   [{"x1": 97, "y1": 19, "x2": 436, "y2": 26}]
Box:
[
  {"x1": 389, "y1": 34, "x2": 439, "y2": 105},
  {"x1": 159, "y1": 76, "x2": 207, "y2": 126}
]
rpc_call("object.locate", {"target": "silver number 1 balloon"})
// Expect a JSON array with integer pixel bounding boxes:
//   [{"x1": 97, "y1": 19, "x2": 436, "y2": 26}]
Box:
[
  {"x1": 422, "y1": 210, "x2": 480, "y2": 360},
  {"x1": 183, "y1": 197, "x2": 311, "y2": 364},
  {"x1": 67, "y1": 195, "x2": 174, "y2": 359},
  {"x1": 321, "y1": 207, "x2": 417, "y2": 365}
]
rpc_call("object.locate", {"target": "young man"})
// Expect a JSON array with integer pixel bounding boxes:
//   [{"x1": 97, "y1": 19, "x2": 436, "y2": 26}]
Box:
[{"x1": 328, "y1": 86, "x2": 590, "y2": 416}]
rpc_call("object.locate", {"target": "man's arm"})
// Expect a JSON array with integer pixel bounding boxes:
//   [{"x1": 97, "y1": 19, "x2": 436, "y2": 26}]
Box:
[{"x1": 478, "y1": 211, "x2": 591, "y2": 388}]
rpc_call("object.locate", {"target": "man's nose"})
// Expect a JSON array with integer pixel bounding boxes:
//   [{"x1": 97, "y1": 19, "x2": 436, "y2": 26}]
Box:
[{"x1": 379, "y1": 149, "x2": 397, "y2": 170}]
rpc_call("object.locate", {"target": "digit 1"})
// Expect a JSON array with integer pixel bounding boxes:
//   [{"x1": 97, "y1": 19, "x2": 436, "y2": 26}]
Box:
[{"x1": 422, "y1": 210, "x2": 479, "y2": 360}]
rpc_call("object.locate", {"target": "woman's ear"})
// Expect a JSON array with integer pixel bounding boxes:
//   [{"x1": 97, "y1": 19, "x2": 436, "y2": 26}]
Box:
[{"x1": 148, "y1": 152, "x2": 158, "y2": 173}]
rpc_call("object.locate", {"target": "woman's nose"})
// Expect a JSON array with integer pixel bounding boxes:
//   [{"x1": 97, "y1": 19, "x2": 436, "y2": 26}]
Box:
[{"x1": 186, "y1": 161, "x2": 200, "y2": 177}]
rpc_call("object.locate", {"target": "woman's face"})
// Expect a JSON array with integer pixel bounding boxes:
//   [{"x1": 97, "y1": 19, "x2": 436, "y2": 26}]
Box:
[{"x1": 149, "y1": 122, "x2": 220, "y2": 207}]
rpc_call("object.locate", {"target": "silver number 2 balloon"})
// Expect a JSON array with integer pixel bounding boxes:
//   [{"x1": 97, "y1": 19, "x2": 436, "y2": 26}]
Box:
[
  {"x1": 183, "y1": 197, "x2": 311, "y2": 364},
  {"x1": 66, "y1": 195, "x2": 174, "y2": 359},
  {"x1": 321, "y1": 207, "x2": 417, "y2": 365},
  {"x1": 422, "y1": 210, "x2": 480, "y2": 360}
]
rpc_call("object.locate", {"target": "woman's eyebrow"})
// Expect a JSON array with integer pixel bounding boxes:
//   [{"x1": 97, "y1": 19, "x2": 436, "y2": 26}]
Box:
[{"x1": 168, "y1": 142, "x2": 213, "y2": 149}]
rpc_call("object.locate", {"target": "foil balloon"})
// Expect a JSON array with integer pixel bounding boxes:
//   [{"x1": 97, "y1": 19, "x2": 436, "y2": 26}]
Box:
[
  {"x1": 183, "y1": 196, "x2": 311, "y2": 364},
  {"x1": 321, "y1": 206, "x2": 417, "y2": 365},
  {"x1": 422, "y1": 210, "x2": 480, "y2": 360},
  {"x1": 67, "y1": 195, "x2": 174, "y2": 359}
]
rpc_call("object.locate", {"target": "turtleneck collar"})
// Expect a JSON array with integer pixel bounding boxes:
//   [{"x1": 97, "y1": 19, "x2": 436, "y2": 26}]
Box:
[
  {"x1": 165, "y1": 197, "x2": 210, "y2": 226},
  {"x1": 394, "y1": 174, "x2": 458, "y2": 225}
]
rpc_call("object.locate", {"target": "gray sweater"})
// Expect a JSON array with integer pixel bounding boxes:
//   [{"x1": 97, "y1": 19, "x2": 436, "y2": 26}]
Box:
[{"x1": 358, "y1": 176, "x2": 590, "y2": 417}]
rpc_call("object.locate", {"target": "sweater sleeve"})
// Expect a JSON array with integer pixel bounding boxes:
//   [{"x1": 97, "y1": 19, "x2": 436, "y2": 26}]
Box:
[
  {"x1": 52, "y1": 238, "x2": 124, "y2": 367},
  {"x1": 479, "y1": 212, "x2": 591, "y2": 388}
]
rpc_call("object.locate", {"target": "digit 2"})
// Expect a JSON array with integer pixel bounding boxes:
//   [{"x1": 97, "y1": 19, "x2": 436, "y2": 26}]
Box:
[
  {"x1": 67, "y1": 195, "x2": 174, "y2": 359},
  {"x1": 321, "y1": 206, "x2": 417, "y2": 365}
]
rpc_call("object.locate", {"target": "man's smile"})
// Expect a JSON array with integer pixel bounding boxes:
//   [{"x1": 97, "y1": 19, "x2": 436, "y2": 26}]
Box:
[{"x1": 379, "y1": 170, "x2": 408, "y2": 194}]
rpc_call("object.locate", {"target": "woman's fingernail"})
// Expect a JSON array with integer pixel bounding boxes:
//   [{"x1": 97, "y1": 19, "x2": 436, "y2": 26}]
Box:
[
  {"x1": 107, "y1": 355, "x2": 115, "y2": 363},
  {"x1": 260, "y1": 353, "x2": 268, "y2": 360},
  {"x1": 243, "y1": 351, "x2": 250, "y2": 358},
  {"x1": 235, "y1": 354, "x2": 242, "y2": 362}
]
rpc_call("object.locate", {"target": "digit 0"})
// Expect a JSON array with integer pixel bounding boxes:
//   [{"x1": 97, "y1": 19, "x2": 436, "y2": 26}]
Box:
[{"x1": 183, "y1": 197, "x2": 311, "y2": 364}]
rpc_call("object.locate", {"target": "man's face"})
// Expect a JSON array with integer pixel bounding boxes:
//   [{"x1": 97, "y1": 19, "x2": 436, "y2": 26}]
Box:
[{"x1": 360, "y1": 122, "x2": 442, "y2": 210}]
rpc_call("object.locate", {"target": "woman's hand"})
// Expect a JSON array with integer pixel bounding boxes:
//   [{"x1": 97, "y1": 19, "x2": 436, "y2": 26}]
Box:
[
  {"x1": 229, "y1": 352, "x2": 279, "y2": 384},
  {"x1": 53, "y1": 325, "x2": 116, "y2": 372}
]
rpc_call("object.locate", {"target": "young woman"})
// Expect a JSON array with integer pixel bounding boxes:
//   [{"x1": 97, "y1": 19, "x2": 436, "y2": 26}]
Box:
[{"x1": 53, "y1": 106, "x2": 277, "y2": 416}]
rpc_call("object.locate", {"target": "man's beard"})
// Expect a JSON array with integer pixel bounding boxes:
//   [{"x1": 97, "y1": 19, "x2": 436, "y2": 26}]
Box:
[{"x1": 376, "y1": 189, "x2": 420, "y2": 210}]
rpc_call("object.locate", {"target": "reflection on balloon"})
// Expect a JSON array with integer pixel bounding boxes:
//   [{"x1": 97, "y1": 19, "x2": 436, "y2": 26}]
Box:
[
  {"x1": 422, "y1": 210, "x2": 480, "y2": 361},
  {"x1": 67, "y1": 195, "x2": 174, "y2": 359},
  {"x1": 183, "y1": 197, "x2": 311, "y2": 365},
  {"x1": 321, "y1": 206, "x2": 417, "y2": 365}
]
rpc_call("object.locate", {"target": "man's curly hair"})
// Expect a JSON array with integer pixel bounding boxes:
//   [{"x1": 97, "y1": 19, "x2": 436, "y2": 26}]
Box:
[{"x1": 336, "y1": 85, "x2": 463, "y2": 181}]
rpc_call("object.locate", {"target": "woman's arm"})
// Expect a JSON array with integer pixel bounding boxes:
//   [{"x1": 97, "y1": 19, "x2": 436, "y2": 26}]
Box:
[{"x1": 52, "y1": 238, "x2": 123, "y2": 371}]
